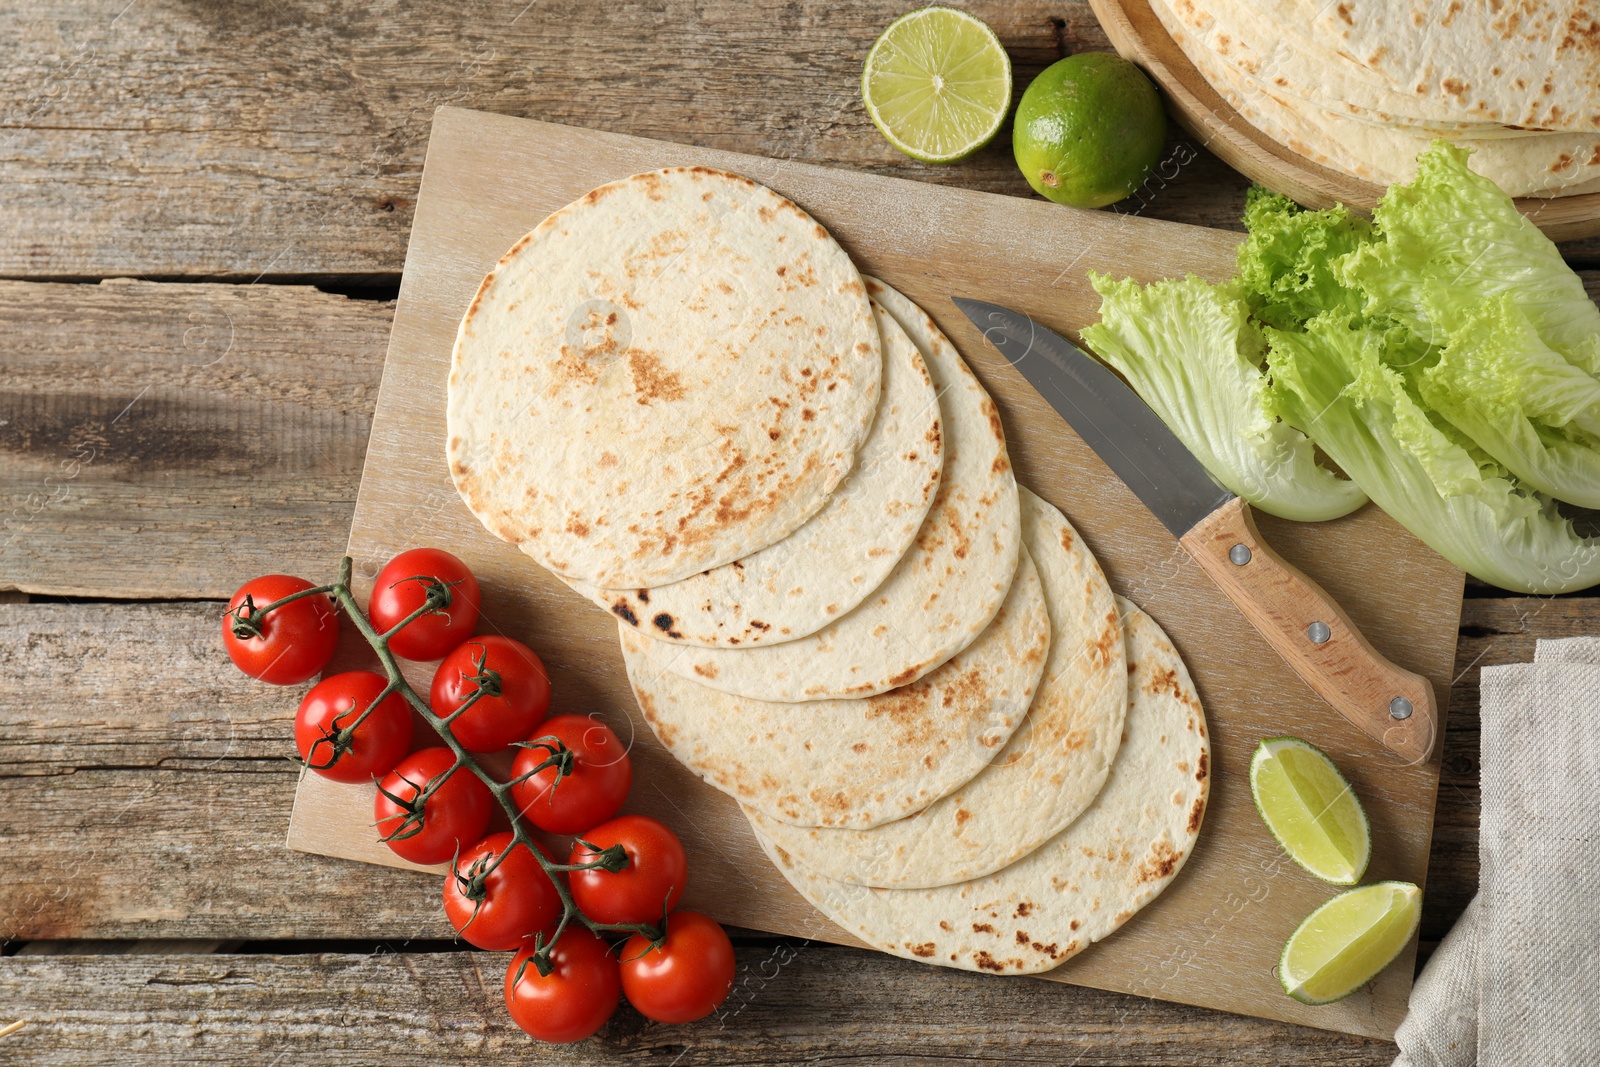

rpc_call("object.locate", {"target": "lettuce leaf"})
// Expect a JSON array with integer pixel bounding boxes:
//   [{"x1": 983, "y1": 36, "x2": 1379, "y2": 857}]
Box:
[
  {"x1": 1080, "y1": 272, "x2": 1366, "y2": 523},
  {"x1": 1236, "y1": 186, "x2": 1370, "y2": 332},
  {"x1": 1076, "y1": 140, "x2": 1600, "y2": 589},
  {"x1": 1239, "y1": 142, "x2": 1600, "y2": 509},
  {"x1": 1336, "y1": 141, "x2": 1600, "y2": 376},
  {"x1": 1266, "y1": 314, "x2": 1600, "y2": 595},
  {"x1": 1413, "y1": 296, "x2": 1600, "y2": 507}
]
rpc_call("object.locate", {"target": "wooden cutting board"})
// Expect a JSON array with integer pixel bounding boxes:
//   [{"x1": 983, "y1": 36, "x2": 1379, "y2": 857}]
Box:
[
  {"x1": 288, "y1": 106, "x2": 1463, "y2": 1040},
  {"x1": 1087, "y1": 0, "x2": 1600, "y2": 242}
]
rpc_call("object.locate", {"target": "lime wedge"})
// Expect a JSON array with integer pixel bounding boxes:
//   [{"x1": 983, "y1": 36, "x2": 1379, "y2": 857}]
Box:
[
  {"x1": 1280, "y1": 881, "x2": 1422, "y2": 1005},
  {"x1": 1250, "y1": 736, "x2": 1370, "y2": 885},
  {"x1": 861, "y1": 7, "x2": 1012, "y2": 164}
]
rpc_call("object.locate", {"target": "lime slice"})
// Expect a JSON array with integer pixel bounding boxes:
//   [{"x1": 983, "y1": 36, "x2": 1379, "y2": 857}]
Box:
[
  {"x1": 861, "y1": 7, "x2": 1012, "y2": 164},
  {"x1": 1250, "y1": 736, "x2": 1370, "y2": 885},
  {"x1": 1280, "y1": 881, "x2": 1422, "y2": 1005}
]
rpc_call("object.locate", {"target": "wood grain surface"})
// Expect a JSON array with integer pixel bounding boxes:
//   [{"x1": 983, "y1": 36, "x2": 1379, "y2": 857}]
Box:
[
  {"x1": 0, "y1": 0, "x2": 1254, "y2": 280},
  {"x1": 1087, "y1": 0, "x2": 1600, "y2": 241},
  {"x1": 283, "y1": 108, "x2": 1466, "y2": 1040},
  {"x1": 0, "y1": 949, "x2": 1420, "y2": 1066},
  {"x1": 0, "y1": 2, "x2": 1593, "y2": 1060},
  {"x1": 0, "y1": 280, "x2": 388, "y2": 598}
]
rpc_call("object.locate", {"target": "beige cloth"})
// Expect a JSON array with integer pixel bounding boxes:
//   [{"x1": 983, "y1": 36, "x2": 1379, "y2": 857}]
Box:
[{"x1": 1393, "y1": 639, "x2": 1600, "y2": 1065}]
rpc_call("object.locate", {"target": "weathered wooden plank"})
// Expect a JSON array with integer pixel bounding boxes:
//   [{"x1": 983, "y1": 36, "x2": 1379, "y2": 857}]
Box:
[
  {"x1": 0, "y1": 949, "x2": 1401, "y2": 1065},
  {"x1": 0, "y1": 265, "x2": 1592, "y2": 602},
  {"x1": 0, "y1": 602, "x2": 293, "y2": 778},
  {"x1": 0, "y1": 763, "x2": 455, "y2": 941},
  {"x1": 0, "y1": 0, "x2": 1262, "y2": 280},
  {"x1": 0, "y1": 601, "x2": 449, "y2": 940},
  {"x1": 5, "y1": 0, "x2": 1597, "y2": 279},
  {"x1": 0, "y1": 279, "x2": 387, "y2": 598},
  {"x1": 4, "y1": 595, "x2": 1555, "y2": 944}
]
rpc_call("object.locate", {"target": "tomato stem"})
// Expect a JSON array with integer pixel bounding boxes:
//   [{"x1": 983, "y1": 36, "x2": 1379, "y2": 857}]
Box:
[
  {"x1": 267, "y1": 556, "x2": 648, "y2": 971},
  {"x1": 296, "y1": 677, "x2": 404, "y2": 773},
  {"x1": 463, "y1": 641, "x2": 504, "y2": 699},
  {"x1": 226, "y1": 580, "x2": 341, "y2": 641},
  {"x1": 553, "y1": 841, "x2": 629, "y2": 874},
  {"x1": 378, "y1": 580, "x2": 453, "y2": 642}
]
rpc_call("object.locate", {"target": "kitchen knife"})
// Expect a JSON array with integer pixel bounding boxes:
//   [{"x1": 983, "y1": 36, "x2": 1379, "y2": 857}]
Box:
[{"x1": 954, "y1": 297, "x2": 1437, "y2": 763}]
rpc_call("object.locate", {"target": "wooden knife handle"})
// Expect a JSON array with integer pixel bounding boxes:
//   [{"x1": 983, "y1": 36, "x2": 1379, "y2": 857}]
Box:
[{"x1": 1179, "y1": 497, "x2": 1438, "y2": 763}]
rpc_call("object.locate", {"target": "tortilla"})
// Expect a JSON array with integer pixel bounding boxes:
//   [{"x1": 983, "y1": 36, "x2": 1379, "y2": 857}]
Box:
[
  {"x1": 448, "y1": 167, "x2": 882, "y2": 589},
  {"x1": 1309, "y1": 0, "x2": 1600, "y2": 134},
  {"x1": 1159, "y1": 0, "x2": 1530, "y2": 133},
  {"x1": 621, "y1": 547, "x2": 1050, "y2": 829},
  {"x1": 1154, "y1": 0, "x2": 1600, "y2": 197},
  {"x1": 746, "y1": 488, "x2": 1127, "y2": 888},
  {"x1": 652, "y1": 277, "x2": 1021, "y2": 701},
  {"x1": 567, "y1": 298, "x2": 943, "y2": 648},
  {"x1": 1161, "y1": 7, "x2": 1600, "y2": 196},
  {"x1": 750, "y1": 599, "x2": 1208, "y2": 975}
]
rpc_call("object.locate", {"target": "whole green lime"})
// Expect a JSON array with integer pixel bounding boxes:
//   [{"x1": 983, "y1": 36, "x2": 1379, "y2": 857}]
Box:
[{"x1": 1013, "y1": 53, "x2": 1167, "y2": 209}]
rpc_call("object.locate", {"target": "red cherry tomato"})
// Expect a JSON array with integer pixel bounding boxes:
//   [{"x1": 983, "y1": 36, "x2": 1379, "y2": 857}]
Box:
[
  {"x1": 367, "y1": 548, "x2": 480, "y2": 661},
  {"x1": 620, "y1": 911, "x2": 735, "y2": 1024},
  {"x1": 510, "y1": 715, "x2": 632, "y2": 835},
  {"x1": 504, "y1": 927, "x2": 620, "y2": 1043},
  {"x1": 569, "y1": 815, "x2": 687, "y2": 927},
  {"x1": 430, "y1": 636, "x2": 551, "y2": 752},
  {"x1": 373, "y1": 746, "x2": 493, "y2": 865},
  {"x1": 294, "y1": 670, "x2": 414, "y2": 783},
  {"x1": 221, "y1": 574, "x2": 338, "y2": 685},
  {"x1": 442, "y1": 832, "x2": 562, "y2": 951}
]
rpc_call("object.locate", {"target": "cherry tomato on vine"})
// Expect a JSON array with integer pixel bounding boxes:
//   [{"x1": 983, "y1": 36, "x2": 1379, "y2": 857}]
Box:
[
  {"x1": 510, "y1": 715, "x2": 632, "y2": 835},
  {"x1": 442, "y1": 832, "x2": 562, "y2": 951},
  {"x1": 367, "y1": 548, "x2": 481, "y2": 661},
  {"x1": 569, "y1": 815, "x2": 687, "y2": 927},
  {"x1": 221, "y1": 574, "x2": 338, "y2": 685},
  {"x1": 620, "y1": 911, "x2": 735, "y2": 1024},
  {"x1": 373, "y1": 746, "x2": 492, "y2": 865},
  {"x1": 294, "y1": 670, "x2": 414, "y2": 783},
  {"x1": 430, "y1": 636, "x2": 551, "y2": 752},
  {"x1": 504, "y1": 927, "x2": 620, "y2": 1043}
]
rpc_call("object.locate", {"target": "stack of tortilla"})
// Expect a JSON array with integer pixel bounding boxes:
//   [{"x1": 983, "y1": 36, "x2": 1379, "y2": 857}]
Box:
[
  {"x1": 447, "y1": 167, "x2": 1211, "y2": 975},
  {"x1": 1151, "y1": 0, "x2": 1600, "y2": 196}
]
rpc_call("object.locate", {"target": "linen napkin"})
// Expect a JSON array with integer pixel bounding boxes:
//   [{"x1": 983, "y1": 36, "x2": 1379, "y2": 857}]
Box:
[{"x1": 1393, "y1": 638, "x2": 1600, "y2": 1065}]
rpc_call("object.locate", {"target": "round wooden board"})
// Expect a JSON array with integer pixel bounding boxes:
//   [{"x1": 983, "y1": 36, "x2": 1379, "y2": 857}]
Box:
[{"x1": 1088, "y1": 0, "x2": 1600, "y2": 242}]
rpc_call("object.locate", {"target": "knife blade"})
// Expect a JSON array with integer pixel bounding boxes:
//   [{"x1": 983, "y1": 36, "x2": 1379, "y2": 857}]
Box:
[{"x1": 954, "y1": 297, "x2": 1437, "y2": 763}]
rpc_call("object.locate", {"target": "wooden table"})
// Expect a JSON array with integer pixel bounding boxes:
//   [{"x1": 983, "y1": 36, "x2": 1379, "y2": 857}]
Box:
[{"x1": 1, "y1": 3, "x2": 1594, "y2": 1062}]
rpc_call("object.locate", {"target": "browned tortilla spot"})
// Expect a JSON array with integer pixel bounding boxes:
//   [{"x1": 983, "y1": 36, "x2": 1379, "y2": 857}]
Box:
[{"x1": 1136, "y1": 840, "x2": 1182, "y2": 884}]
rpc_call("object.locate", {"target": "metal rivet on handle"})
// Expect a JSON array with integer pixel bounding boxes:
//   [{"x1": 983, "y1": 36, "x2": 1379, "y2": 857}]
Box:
[
  {"x1": 1389, "y1": 696, "x2": 1414, "y2": 720},
  {"x1": 1307, "y1": 621, "x2": 1331, "y2": 645},
  {"x1": 1228, "y1": 544, "x2": 1252, "y2": 566}
]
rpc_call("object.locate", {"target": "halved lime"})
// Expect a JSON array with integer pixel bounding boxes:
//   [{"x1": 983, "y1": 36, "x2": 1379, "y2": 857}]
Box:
[
  {"x1": 1280, "y1": 881, "x2": 1422, "y2": 1005},
  {"x1": 861, "y1": 7, "x2": 1012, "y2": 164},
  {"x1": 1250, "y1": 736, "x2": 1370, "y2": 885}
]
